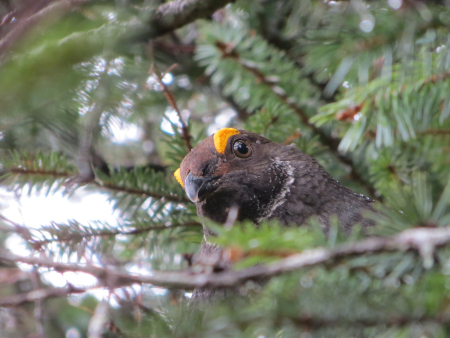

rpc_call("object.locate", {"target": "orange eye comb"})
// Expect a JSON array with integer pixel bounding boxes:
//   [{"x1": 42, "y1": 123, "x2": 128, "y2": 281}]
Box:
[
  {"x1": 174, "y1": 168, "x2": 184, "y2": 187},
  {"x1": 213, "y1": 128, "x2": 240, "y2": 154}
]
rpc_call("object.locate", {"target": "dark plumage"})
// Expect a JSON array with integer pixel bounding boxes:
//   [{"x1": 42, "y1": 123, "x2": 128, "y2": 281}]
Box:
[{"x1": 175, "y1": 128, "x2": 374, "y2": 234}]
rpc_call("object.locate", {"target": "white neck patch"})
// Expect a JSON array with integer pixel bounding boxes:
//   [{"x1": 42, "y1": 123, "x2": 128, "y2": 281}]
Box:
[{"x1": 256, "y1": 157, "x2": 295, "y2": 223}]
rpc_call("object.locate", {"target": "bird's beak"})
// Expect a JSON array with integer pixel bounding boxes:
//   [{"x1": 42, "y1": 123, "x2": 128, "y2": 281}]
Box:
[{"x1": 184, "y1": 172, "x2": 219, "y2": 202}]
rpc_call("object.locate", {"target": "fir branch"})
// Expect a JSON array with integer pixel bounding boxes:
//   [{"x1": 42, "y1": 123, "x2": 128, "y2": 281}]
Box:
[
  {"x1": 363, "y1": 128, "x2": 450, "y2": 140},
  {"x1": 3, "y1": 287, "x2": 450, "y2": 329},
  {"x1": 292, "y1": 313, "x2": 450, "y2": 329},
  {"x1": 421, "y1": 71, "x2": 450, "y2": 86},
  {"x1": 259, "y1": 31, "x2": 337, "y2": 104},
  {"x1": 76, "y1": 60, "x2": 111, "y2": 183},
  {"x1": 3, "y1": 288, "x2": 450, "y2": 330},
  {"x1": 34, "y1": 221, "x2": 201, "y2": 246},
  {"x1": 97, "y1": 181, "x2": 189, "y2": 203},
  {"x1": 417, "y1": 129, "x2": 450, "y2": 135},
  {"x1": 215, "y1": 42, "x2": 377, "y2": 198},
  {"x1": 152, "y1": 40, "x2": 196, "y2": 54},
  {"x1": 2, "y1": 227, "x2": 450, "y2": 290},
  {"x1": 7, "y1": 167, "x2": 189, "y2": 203},
  {"x1": 0, "y1": 215, "x2": 36, "y2": 243},
  {"x1": 215, "y1": 42, "x2": 316, "y2": 129},
  {"x1": 317, "y1": 52, "x2": 450, "y2": 152},
  {"x1": 0, "y1": 284, "x2": 94, "y2": 307},
  {"x1": 9, "y1": 167, "x2": 72, "y2": 178}
]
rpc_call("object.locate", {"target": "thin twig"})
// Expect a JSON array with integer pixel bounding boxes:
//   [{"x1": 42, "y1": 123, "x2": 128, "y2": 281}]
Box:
[
  {"x1": 283, "y1": 132, "x2": 302, "y2": 145},
  {"x1": 161, "y1": 63, "x2": 179, "y2": 78},
  {"x1": 151, "y1": 60, "x2": 193, "y2": 152}
]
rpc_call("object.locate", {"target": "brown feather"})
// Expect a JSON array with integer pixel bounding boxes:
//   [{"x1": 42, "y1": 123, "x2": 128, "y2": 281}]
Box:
[{"x1": 178, "y1": 129, "x2": 375, "y2": 234}]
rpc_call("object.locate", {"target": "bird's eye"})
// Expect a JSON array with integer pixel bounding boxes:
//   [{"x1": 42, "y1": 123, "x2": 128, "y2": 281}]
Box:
[{"x1": 233, "y1": 140, "x2": 252, "y2": 158}]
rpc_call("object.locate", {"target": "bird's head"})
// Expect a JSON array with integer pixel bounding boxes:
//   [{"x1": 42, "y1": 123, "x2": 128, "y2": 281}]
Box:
[{"x1": 174, "y1": 128, "x2": 301, "y2": 224}]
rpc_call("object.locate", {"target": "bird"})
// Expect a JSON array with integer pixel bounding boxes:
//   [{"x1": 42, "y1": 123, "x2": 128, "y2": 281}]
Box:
[{"x1": 174, "y1": 128, "x2": 375, "y2": 235}]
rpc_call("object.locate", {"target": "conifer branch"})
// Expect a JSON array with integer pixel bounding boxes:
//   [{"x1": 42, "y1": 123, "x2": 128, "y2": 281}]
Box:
[
  {"x1": 292, "y1": 313, "x2": 450, "y2": 328},
  {"x1": 76, "y1": 60, "x2": 111, "y2": 183},
  {"x1": 33, "y1": 221, "x2": 201, "y2": 247},
  {"x1": 2, "y1": 287, "x2": 450, "y2": 330},
  {"x1": 1, "y1": 227, "x2": 450, "y2": 291},
  {"x1": 0, "y1": 215, "x2": 36, "y2": 243},
  {"x1": 9, "y1": 167, "x2": 72, "y2": 178},
  {"x1": 215, "y1": 42, "x2": 377, "y2": 198},
  {"x1": 421, "y1": 71, "x2": 450, "y2": 86},
  {"x1": 152, "y1": 0, "x2": 236, "y2": 36},
  {"x1": 417, "y1": 129, "x2": 450, "y2": 135},
  {"x1": 97, "y1": 181, "x2": 189, "y2": 203},
  {"x1": 364, "y1": 128, "x2": 450, "y2": 139},
  {"x1": 3, "y1": 286, "x2": 450, "y2": 330},
  {"x1": 7, "y1": 168, "x2": 189, "y2": 203},
  {"x1": 0, "y1": 285, "x2": 96, "y2": 307}
]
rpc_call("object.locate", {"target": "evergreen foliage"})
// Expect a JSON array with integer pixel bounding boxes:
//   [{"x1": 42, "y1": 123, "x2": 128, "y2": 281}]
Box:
[{"x1": 1, "y1": 0, "x2": 450, "y2": 337}]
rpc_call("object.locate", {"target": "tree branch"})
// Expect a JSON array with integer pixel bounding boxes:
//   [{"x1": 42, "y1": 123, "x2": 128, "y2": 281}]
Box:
[
  {"x1": 0, "y1": 0, "x2": 236, "y2": 57},
  {"x1": 417, "y1": 129, "x2": 450, "y2": 135},
  {"x1": 9, "y1": 167, "x2": 72, "y2": 178},
  {"x1": 292, "y1": 313, "x2": 450, "y2": 329},
  {"x1": 97, "y1": 181, "x2": 189, "y2": 203},
  {"x1": 7, "y1": 168, "x2": 189, "y2": 203},
  {"x1": 0, "y1": 0, "x2": 88, "y2": 57},
  {"x1": 1, "y1": 0, "x2": 236, "y2": 76},
  {"x1": 152, "y1": 0, "x2": 236, "y2": 36},
  {"x1": 33, "y1": 221, "x2": 201, "y2": 247},
  {"x1": 75, "y1": 60, "x2": 111, "y2": 183},
  {"x1": 1, "y1": 227, "x2": 449, "y2": 292},
  {"x1": 0, "y1": 284, "x2": 93, "y2": 307}
]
